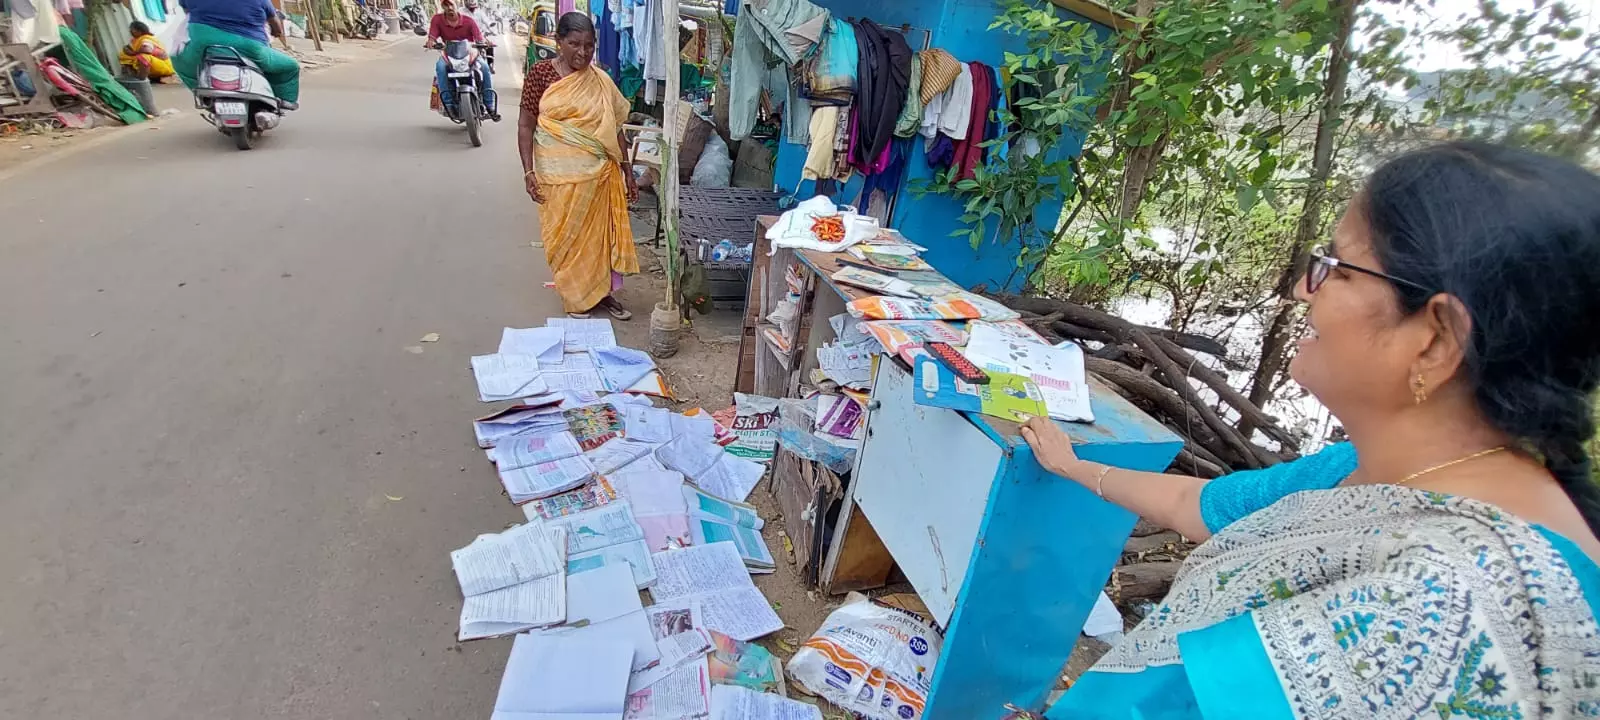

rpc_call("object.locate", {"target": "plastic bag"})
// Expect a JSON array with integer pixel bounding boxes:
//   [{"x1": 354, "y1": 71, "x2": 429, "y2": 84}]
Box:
[
  {"x1": 726, "y1": 393, "x2": 779, "y2": 462},
  {"x1": 786, "y1": 593, "x2": 944, "y2": 720},
  {"x1": 775, "y1": 398, "x2": 855, "y2": 474},
  {"x1": 690, "y1": 134, "x2": 732, "y2": 187}
]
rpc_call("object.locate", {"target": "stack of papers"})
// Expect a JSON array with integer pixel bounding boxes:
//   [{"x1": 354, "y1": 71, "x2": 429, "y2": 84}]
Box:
[
  {"x1": 611, "y1": 470, "x2": 692, "y2": 551},
  {"x1": 710, "y1": 685, "x2": 822, "y2": 720},
  {"x1": 650, "y1": 542, "x2": 783, "y2": 642},
  {"x1": 625, "y1": 659, "x2": 711, "y2": 719},
  {"x1": 499, "y1": 326, "x2": 566, "y2": 364},
  {"x1": 565, "y1": 403, "x2": 625, "y2": 451},
  {"x1": 684, "y1": 485, "x2": 773, "y2": 571},
  {"x1": 471, "y1": 353, "x2": 548, "y2": 402},
  {"x1": 523, "y1": 476, "x2": 620, "y2": 521},
  {"x1": 547, "y1": 503, "x2": 657, "y2": 589},
  {"x1": 656, "y1": 435, "x2": 767, "y2": 504},
  {"x1": 548, "y1": 317, "x2": 617, "y2": 352},
  {"x1": 543, "y1": 352, "x2": 608, "y2": 393},
  {"x1": 964, "y1": 320, "x2": 1094, "y2": 422},
  {"x1": 498, "y1": 453, "x2": 597, "y2": 504},
  {"x1": 474, "y1": 404, "x2": 568, "y2": 448},
  {"x1": 591, "y1": 345, "x2": 658, "y2": 392},
  {"x1": 530, "y1": 563, "x2": 661, "y2": 671},
  {"x1": 587, "y1": 437, "x2": 662, "y2": 475},
  {"x1": 492, "y1": 632, "x2": 632, "y2": 720},
  {"x1": 490, "y1": 431, "x2": 583, "y2": 471},
  {"x1": 451, "y1": 524, "x2": 568, "y2": 640}
]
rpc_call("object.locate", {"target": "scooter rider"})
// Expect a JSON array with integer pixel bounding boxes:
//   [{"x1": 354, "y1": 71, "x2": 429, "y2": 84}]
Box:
[{"x1": 425, "y1": 0, "x2": 499, "y2": 120}]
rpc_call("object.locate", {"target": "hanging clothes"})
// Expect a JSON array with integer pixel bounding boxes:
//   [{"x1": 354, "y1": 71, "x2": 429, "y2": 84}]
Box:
[
  {"x1": 952, "y1": 61, "x2": 993, "y2": 181},
  {"x1": 142, "y1": 0, "x2": 165, "y2": 23},
  {"x1": 918, "y1": 48, "x2": 960, "y2": 105},
  {"x1": 728, "y1": 0, "x2": 824, "y2": 140},
  {"x1": 926, "y1": 133, "x2": 956, "y2": 169},
  {"x1": 557, "y1": 0, "x2": 576, "y2": 15},
  {"x1": 893, "y1": 52, "x2": 922, "y2": 138},
  {"x1": 594, "y1": 0, "x2": 618, "y2": 77},
  {"x1": 802, "y1": 105, "x2": 840, "y2": 180},
  {"x1": 858, "y1": 138, "x2": 910, "y2": 216},
  {"x1": 920, "y1": 62, "x2": 971, "y2": 142},
  {"x1": 798, "y1": 16, "x2": 854, "y2": 106},
  {"x1": 849, "y1": 19, "x2": 910, "y2": 168},
  {"x1": 636, "y1": 0, "x2": 666, "y2": 103}
]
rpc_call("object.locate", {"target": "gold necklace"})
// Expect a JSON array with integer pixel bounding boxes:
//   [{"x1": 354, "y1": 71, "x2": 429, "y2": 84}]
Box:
[{"x1": 1396, "y1": 446, "x2": 1508, "y2": 485}]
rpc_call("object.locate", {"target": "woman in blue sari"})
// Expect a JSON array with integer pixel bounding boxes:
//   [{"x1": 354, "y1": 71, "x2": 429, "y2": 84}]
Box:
[{"x1": 1022, "y1": 142, "x2": 1600, "y2": 719}]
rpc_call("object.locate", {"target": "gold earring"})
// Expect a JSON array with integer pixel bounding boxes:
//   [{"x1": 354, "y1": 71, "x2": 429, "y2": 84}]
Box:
[{"x1": 1412, "y1": 373, "x2": 1428, "y2": 404}]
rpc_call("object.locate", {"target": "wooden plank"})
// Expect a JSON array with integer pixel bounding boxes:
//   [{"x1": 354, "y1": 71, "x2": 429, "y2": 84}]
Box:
[
  {"x1": 770, "y1": 449, "x2": 818, "y2": 576},
  {"x1": 734, "y1": 218, "x2": 775, "y2": 395},
  {"x1": 823, "y1": 501, "x2": 895, "y2": 595}
]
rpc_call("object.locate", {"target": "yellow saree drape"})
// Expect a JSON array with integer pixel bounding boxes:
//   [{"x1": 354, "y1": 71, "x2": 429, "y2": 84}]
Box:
[{"x1": 535, "y1": 65, "x2": 639, "y2": 313}]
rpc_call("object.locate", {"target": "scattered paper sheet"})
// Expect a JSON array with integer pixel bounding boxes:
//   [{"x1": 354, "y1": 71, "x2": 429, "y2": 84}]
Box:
[
  {"x1": 523, "y1": 477, "x2": 620, "y2": 521},
  {"x1": 690, "y1": 516, "x2": 775, "y2": 570},
  {"x1": 566, "y1": 403, "x2": 625, "y2": 451},
  {"x1": 532, "y1": 563, "x2": 662, "y2": 672},
  {"x1": 451, "y1": 523, "x2": 568, "y2": 596},
  {"x1": 625, "y1": 370, "x2": 674, "y2": 398},
  {"x1": 656, "y1": 436, "x2": 767, "y2": 503},
  {"x1": 622, "y1": 405, "x2": 677, "y2": 444},
  {"x1": 544, "y1": 352, "x2": 609, "y2": 393},
  {"x1": 814, "y1": 394, "x2": 864, "y2": 442},
  {"x1": 706, "y1": 631, "x2": 783, "y2": 694},
  {"x1": 491, "y1": 431, "x2": 584, "y2": 471},
  {"x1": 625, "y1": 660, "x2": 710, "y2": 720},
  {"x1": 588, "y1": 437, "x2": 660, "y2": 475},
  {"x1": 570, "y1": 538, "x2": 658, "y2": 589},
  {"x1": 471, "y1": 353, "x2": 548, "y2": 402},
  {"x1": 452, "y1": 525, "x2": 569, "y2": 640},
  {"x1": 593, "y1": 345, "x2": 658, "y2": 392},
  {"x1": 1083, "y1": 590, "x2": 1125, "y2": 643},
  {"x1": 500, "y1": 455, "x2": 597, "y2": 504},
  {"x1": 682, "y1": 485, "x2": 763, "y2": 530},
  {"x1": 670, "y1": 412, "x2": 719, "y2": 445},
  {"x1": 609, "y1": 453, "x2": 669, "y2": 476},
  {"x1": 710, "y1": 685, "x2": 821, "y2": 720},
  {"x1": 492, "y1": 632, "x2": 632, "y2": 720},
  {"x1": 626, "y1": 630, "x2": 713, "y2": 693},
  {"x1": 816, "y1": 341, "x2": 874, "y2": 389},
  {"x1": 646, "y1": 598, "x2": 702, "y2": 640},
  {"x1": 474, "y1": 406, "x2": 569, "y2": 448},
  {"x1": 650, "y1": 543, "x2": 783, "y2": 641},
  {"x1": 549, "y1": 317, "x2": 618, "y2": 352},
  {"x1": 964, "y1": 321, "x2": 1095, "y2": 422},
  {"x1": 500, "y1": 326, "x2": 567, "y2": 364}
]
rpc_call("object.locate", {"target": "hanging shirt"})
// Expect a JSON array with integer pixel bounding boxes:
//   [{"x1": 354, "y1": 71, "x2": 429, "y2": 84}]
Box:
[
  {"x1": 893, "y1": 52, "x2": 923, "y2": 138},
  {"x1": 849, "y1": 19, "x2": 911, "y2": 168},
  {"x1": 952, "y1": 61, "x2": 993, "y2": 181},
  {"x1": 728, "y1": 0, "x2": 825, "y2": 140},
  {"x1": 182, "y1": 0, "x2": 275, "y2": 43},
  {"x1": 921, "y1": 62, "x2": 972, "y2": 141}
]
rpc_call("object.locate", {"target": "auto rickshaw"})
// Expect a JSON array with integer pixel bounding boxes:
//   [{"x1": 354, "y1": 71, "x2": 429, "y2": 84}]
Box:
[{"x1": 524, "y1": 1, "x2": 557, "y2": 70}]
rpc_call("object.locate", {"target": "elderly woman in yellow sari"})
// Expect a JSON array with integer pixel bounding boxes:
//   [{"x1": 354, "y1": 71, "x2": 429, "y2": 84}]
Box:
[
  {"x1": 518, "y1": 11, "x2": 639, "y2": 320},
  {"x1": 119, "y1": 21, "x2": 175, "y2": 82}
]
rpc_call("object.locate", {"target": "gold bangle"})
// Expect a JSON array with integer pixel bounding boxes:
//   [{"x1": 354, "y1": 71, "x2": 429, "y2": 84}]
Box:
[
  {"x1": 524, "y1": 170, "x2": 536, "y2": 177},
  {"x1": 1093, "y1": 465, "x2": 1115, "y2": 499}
]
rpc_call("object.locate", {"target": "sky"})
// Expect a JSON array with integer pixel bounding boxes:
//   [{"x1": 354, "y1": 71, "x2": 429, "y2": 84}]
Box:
[{"x1": 1379, "y1": 0, "x2": 1599, "y2": 71}]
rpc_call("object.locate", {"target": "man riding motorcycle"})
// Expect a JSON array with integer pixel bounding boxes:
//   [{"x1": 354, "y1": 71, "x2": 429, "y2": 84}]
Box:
[{"x1": 425, "y1": 0, "x2": 498, "y2": 120}]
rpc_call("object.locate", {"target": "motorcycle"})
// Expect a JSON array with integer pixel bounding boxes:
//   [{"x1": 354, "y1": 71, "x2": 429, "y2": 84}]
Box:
[
  {"x1": 433, "y1": 40, "x2": 493, "y2": 147},
  {"x1": 401, "y1": 4, "x2": 425, "y2": 33},
  {"x1": 192, "y1": 45, "x2": 287, "y2": 150},
  {"x1": 353, "y1": 8, "x2": 385, "y2": 39}
]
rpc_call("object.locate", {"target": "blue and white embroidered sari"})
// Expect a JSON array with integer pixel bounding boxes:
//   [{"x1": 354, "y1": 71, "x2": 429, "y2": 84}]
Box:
[{"x1": 1049, "y1": 444, "x2": 1600, "y2": 719}]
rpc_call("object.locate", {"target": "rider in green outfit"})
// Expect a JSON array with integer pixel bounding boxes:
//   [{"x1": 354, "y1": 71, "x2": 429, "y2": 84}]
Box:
[{"x1": 173, "y1": 0, "x2": 301, "y2": 108}]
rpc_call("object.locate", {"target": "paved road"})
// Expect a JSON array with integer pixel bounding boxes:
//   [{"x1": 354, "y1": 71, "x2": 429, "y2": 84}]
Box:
[{"x1": 0, "y1": 44, "x2": 544, "y2": 718}]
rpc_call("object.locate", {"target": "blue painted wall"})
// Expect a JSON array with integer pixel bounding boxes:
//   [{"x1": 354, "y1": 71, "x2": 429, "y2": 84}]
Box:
[{"x1": 766, "y1": 0, "x2": 1111, "y2": 292}]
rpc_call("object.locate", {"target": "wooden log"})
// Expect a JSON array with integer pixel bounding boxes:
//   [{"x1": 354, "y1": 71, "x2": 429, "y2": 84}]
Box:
[
  {"x1": 1151, "y1": 335, "x2": 1301, "y2": 452},
  {"x1": 1123, "y1": 530, "x2": 1183, "y2": 556},
  {"x1": 1051, "y1": 320, "x2": 1117, "y2": 345},
  {"x1": 1086, "y1": 357, "x2": 1243, "y2": 466},
  {"x1": 1111, "y1": 561, "x2": 1181, "y2": 603},
  {"x1": 1129, "y1": 331, "x2": 1277, "y2": 468},
  {"x1": 1172, "y1": 447, "x2": 1228, "y2": 478},
  {"x1": 994, "y1": 293, "x2": 1230, "y2": 357}
]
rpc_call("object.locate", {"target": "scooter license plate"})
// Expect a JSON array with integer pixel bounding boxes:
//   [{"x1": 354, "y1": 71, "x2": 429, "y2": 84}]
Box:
[
  {"x1": 214, "y1": 100, "x2": 247, "y2": 115},
  {"x1": 447, "y1": 72, "x2": 471, "y2": 78}
]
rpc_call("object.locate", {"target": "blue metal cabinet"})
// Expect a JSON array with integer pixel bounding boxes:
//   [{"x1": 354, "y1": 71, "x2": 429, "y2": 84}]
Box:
[{"x1": 827, "y1": 359, "x2": 1182, "y2": 718}]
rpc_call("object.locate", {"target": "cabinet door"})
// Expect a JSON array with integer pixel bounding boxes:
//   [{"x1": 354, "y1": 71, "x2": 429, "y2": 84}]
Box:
[{"x1": 851, "y1": 361, "x2": 1003, "y2": 626}]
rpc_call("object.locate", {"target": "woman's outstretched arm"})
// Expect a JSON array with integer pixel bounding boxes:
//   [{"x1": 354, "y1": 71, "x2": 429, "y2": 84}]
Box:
[{"x1": 1021, "y1": 416, "x2": 1213, "y2": 541}]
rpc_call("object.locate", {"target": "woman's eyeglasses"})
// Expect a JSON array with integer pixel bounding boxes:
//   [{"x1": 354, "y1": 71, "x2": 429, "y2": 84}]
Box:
[{"x1": 1305, "y1": 244, "x2": 1430, "y2": 294}]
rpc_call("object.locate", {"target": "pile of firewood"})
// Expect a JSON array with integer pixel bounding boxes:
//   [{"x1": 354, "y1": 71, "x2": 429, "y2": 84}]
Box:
[
  {"x1": 992, "y1": 293, "x2": 1306, "y2": 606},
  {"x1": 993, "y1": 293, "x2": 1302, "y2": 479}
]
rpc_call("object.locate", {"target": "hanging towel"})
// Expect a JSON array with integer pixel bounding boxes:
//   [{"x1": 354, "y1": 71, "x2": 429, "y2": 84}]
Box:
[
  {"x1": 924, "y1": 62, "x2": 972, "y2": 141},
  {"x1": 849, "y1": 19, "x2": 910, "y2": 169},
  {"x1": 893, "y1": 52, "x2": 923, "y2": 138},
  {"x1": 918, "y1": 48, "x2": 960, "y2": 104},
  {"x1": 728, "y1": 0, "x2": 825, "y2": 140},
  {"x1": 802, "y1": 105, "x2": 839, "y2": 180},
  {"x1": 799, "y1": 16, "x2": 855, "y2": 106},
  {"x1": 952, "y1": 61, "x2": 993, "y2": 181}
]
